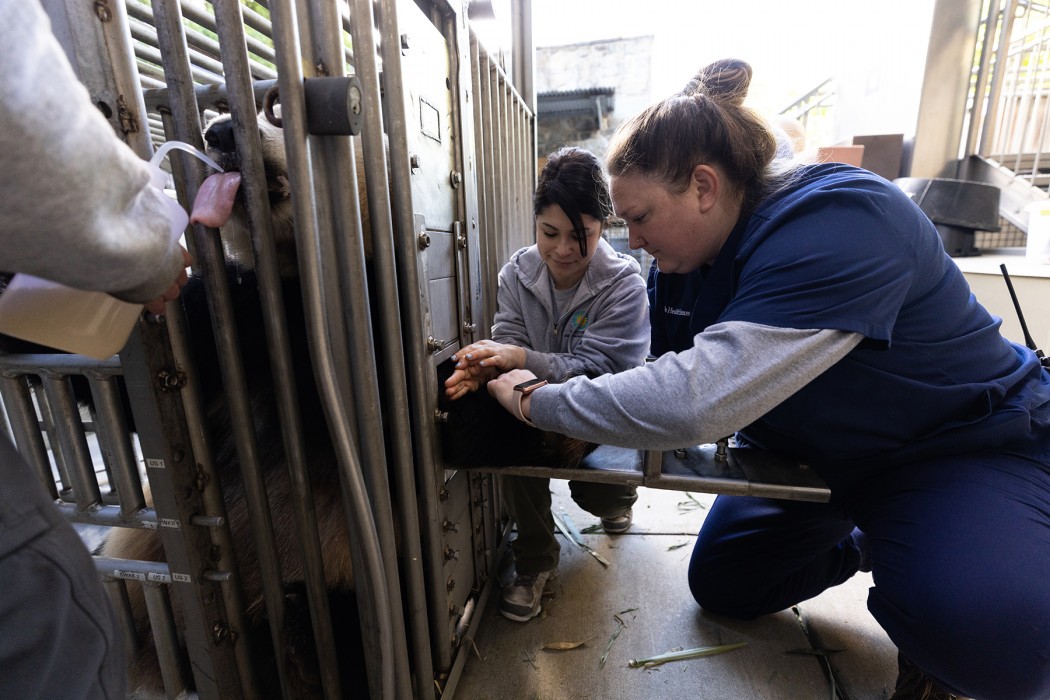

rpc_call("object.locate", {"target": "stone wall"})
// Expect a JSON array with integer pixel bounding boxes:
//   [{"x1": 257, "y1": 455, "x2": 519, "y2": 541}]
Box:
[{"x1": 535, "y1": 36, "x2": 655, "y2": 159}]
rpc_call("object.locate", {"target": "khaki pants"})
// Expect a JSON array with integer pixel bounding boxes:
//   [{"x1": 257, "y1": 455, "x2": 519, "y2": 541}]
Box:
[{"x1": 500, "y1": 474, "x2": 637, "y2": 575}]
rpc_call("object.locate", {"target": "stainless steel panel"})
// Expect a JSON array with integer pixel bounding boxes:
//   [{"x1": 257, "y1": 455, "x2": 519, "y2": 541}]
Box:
[
  {"x1": 441, "y1": 470, "x2": 480, "y2": 644},
  {"x1": 428, "y1": 276, "x2": 460, "y2": 353},
  {"x1": 399, "y1": 3, "x2": 457, "y2": 229}
]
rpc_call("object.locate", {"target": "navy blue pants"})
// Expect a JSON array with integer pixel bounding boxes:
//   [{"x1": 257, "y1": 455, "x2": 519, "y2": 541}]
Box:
[{"x1": 688, "y1": 451, "x2": 1050, "y2": 700}]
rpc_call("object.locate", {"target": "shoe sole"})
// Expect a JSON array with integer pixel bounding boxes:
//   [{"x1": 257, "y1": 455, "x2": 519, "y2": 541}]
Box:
[
  {"x1": 601, "y1": 510, "x2": 633, "y2": 534},
  {"x1": 500, "y1": 604, "x2": 542, "y2": 622}
]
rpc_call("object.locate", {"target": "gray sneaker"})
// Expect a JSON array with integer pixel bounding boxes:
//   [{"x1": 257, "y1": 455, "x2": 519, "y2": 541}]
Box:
[{"x1": 499, "y1": 569, "x2": 554, "y2": 622}]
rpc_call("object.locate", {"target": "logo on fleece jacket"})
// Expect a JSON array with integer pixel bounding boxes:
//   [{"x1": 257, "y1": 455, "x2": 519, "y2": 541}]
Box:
[{"x1": 571, "y1": 310, "x2": 589, "y2": 332}]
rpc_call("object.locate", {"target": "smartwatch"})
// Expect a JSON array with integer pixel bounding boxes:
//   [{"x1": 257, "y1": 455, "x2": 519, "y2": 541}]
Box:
[
  {"x1": 513, "y1": 378, "x2": 548, "y2": 395},
  {"x1": 512, "y1": 378, "x2": 547, "y2": 425}
]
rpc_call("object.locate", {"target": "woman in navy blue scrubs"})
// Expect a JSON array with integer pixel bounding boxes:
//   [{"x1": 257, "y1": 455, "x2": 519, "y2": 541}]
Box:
[{"x1": 488, "y1": 59, "x2": 1050, "y2": 700}]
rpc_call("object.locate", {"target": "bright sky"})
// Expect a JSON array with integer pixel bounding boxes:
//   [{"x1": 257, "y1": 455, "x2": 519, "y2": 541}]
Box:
[{"x1": 526, "y1": 0, "x2": 934, "y2": 114}]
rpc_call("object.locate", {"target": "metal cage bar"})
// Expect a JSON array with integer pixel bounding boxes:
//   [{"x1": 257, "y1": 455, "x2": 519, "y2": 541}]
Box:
[
  {"x1": 342, "y1": 0, "x2": 437, "y2": 696},
  {"x1": 141, "y1": 581, "x2": 192, "y2": 697},
  {"x1": 152, "y1": 0, "x2": 295, "y2": 694},
  {"x1": 101, "y1": 576, "x2": 140, "y2": 662},
  {"x1": 87, "y1": 375, "x2": 146, "y2": 515},
  {"x1": 373, "y1": 0, "x2": 457, "y2": 681},
  {"x1": 207, "y1": 1, "x2": 344, "y2": 696},
  {"x1": 266, "y1": 0, "x2": 399, "y2": 696},
  {"x1": 304, "y1": 0, "x2": 420, "y2": 695},
  {"x1": 40, "y1": 375, "x2": 103, "y2": 513},
  {"x1": 0, "y1": 374, "x2": 56, "y2": 496}
]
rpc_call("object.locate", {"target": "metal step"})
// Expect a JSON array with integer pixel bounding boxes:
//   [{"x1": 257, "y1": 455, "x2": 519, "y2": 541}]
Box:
[{"x1": 460, "y1": 443, "x2": 831, "y2": 503}]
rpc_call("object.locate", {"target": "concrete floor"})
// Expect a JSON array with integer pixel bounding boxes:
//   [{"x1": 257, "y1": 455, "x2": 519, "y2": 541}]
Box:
[{"x1": 450, "y1": 482, "x2": 900, "y2": 700}]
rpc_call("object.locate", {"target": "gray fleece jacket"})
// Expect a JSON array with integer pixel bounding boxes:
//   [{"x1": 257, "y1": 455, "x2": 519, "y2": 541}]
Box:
[
  {"x1": 0, "y1": 0, "x2": 186, "y2": 303},
  {"x1": 491, "y1": 237, "x2": 650, "y2": 381}
]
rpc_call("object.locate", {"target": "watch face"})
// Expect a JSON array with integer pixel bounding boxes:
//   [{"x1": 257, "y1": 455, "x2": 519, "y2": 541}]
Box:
[{"x1": 514, "y1": 378, "x2": 547, "y2": 393}]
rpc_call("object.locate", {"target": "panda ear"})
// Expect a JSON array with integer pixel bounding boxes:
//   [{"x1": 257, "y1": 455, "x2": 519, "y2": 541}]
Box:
[{"x1": 263, "y1": 86, "x2": 283, "y2": 129}]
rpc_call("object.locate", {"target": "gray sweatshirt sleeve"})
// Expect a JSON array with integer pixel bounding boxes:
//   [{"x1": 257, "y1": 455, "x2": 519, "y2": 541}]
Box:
[
  {"x1": 0, "y1": 1, "x2": 185, "y2": 303},
  {"x1": 491, "y1": 262, "x2": 533, "y2": 348},
  {"x1": 529, "y1": 321, "x2": 863, "y2": 449}
]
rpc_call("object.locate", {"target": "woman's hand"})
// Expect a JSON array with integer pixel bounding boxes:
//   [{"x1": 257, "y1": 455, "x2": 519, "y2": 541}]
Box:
[
  {"x1": 487, "y1": 368, "x2": 539, "y2": 422},
  {"x1": 451, "y1": 339, "x2": 526, "y2": 373},
  {"x1": 444, "y1": 340, "x2": 528, "y2": 400},
  {"x1": 444, "y1": 362, "x2": 500, "y2": 400},
  {"x1": 143, "y1": 246, "x2": 192, "y2": 315}
]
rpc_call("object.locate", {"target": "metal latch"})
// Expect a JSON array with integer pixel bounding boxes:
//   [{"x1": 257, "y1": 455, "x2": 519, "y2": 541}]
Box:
[{"x1": 304, "y1": 76, "x2": 364, "y2": 136}]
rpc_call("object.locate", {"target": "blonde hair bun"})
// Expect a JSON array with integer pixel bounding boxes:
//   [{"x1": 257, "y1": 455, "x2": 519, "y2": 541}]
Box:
[{"x1": 682, "y1": 58, "x2": 752, "y2": 107}]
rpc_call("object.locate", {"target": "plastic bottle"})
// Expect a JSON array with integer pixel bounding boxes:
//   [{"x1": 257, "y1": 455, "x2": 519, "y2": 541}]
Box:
[{"x1": 0, "y1": 142, "x2": 220, "y2": 359}]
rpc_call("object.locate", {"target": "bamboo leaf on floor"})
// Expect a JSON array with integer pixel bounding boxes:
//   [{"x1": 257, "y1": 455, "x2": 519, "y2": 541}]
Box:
[
  {"x1": 677, "y1": 492, "x2": 708, "y2": 512},
  {"x1": 541, "y1": 637, "x2": 596, "y2": 651},
  {"x1": 553, "y1": 510, "x2": 610, "y2": 567},
  {"x1": 599, "y1": 616, "x2": 628, "y2": 669},
  {"x1": 627, "y1": 641, "x2": 747, "y2": 669},
  {"x1": 786, "y1": 648, "x2": 845, "y2": 657}
]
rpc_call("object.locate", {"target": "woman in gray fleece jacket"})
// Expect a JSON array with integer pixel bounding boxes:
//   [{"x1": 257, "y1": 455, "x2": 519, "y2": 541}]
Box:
[{"x1": 445, "y1": 147, "x2": 649, "y2": 622}]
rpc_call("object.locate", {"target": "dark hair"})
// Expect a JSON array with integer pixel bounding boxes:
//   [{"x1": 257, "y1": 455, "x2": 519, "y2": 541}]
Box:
[
  {"x1": 533, "y1": 146, "x2": 613, "y2": 256},
  {"x1": 606, "y1": 58, "x2": 782, "y2": 213}
]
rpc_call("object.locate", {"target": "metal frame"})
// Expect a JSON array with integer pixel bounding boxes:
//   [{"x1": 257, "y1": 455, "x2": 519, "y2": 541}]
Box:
[
  {"x1": 458, "y1": 443, "x2": 830, "y2": 504},
  {"x1": 3, "y1": 0, "x2": 537, "y2": 697}
]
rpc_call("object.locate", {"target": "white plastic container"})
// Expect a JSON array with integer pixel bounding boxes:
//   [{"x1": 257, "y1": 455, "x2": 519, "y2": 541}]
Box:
[
  {"x1": 1026, "y1": 201, "x2": 1050, "y2": 264},
  {"x1": 0, "y1": 191, "x2": 187, "y2": 359},
  {"x1": 0, "y1": 276, "x2": 144, "y2": 359},
  {"x1": 0, "y1": 142, "x2": 218, "y2": 359}
]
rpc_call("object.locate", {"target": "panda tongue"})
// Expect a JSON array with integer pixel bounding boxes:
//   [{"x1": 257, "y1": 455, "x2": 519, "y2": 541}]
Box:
[{"x1": 190, "y1": 171, "x2": 242, "y2": 228}]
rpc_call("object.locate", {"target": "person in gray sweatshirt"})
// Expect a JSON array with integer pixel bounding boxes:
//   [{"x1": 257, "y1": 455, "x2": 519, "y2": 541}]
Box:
[{"x1": 445, "y1": 146, "x2": 649, "y2": 622}]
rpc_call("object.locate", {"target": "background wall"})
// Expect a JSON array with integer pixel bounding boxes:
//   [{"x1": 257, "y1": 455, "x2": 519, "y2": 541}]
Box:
[
  {"x1": 535, "y1": 35, "x2": 654, "y2": 158},
  {"x1": 528, "y1": 0, "x2": 938, "y2": 161}
]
